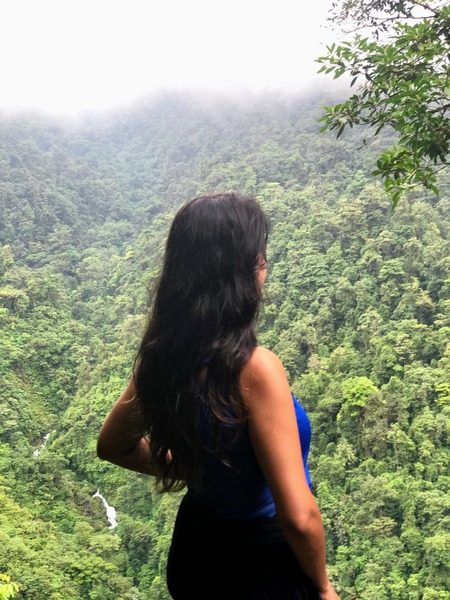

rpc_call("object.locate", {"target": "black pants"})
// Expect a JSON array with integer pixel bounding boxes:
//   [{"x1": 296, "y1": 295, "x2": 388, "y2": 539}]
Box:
[{"x1": 167, "y1": 493, "x2": 320, "y2": 599}]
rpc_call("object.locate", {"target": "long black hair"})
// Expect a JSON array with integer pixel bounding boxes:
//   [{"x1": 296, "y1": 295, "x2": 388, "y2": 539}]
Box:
[{"x1": 134, "y1": 192, "x2": 269, "y2": 491}]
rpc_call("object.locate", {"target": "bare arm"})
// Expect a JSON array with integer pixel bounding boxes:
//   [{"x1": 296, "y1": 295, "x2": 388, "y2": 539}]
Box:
[
  {"x1": 241, "y1": 347, "x2": 339, "y2": 600},
  {"x1": 97, "y1": 376, "x2": 155, "y2": 475}
]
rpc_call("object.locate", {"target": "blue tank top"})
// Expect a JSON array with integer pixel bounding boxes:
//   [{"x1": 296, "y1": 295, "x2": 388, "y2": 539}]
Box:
[{"x1": 189, "y1": 393, "x2": 312, "y2": 519}]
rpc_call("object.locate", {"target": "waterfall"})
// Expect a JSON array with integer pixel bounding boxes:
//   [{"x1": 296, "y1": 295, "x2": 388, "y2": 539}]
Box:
[
  {"x1": 33, "y1": 431, "x2": 54, "y2": 457},
  {"x1": 93, "y1": 489, "x2": 118, "y2": 529}
]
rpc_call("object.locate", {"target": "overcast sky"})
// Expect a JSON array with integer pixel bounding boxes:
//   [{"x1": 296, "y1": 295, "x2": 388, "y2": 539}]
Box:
[{"x1": 1, "y1": 0, "x2": 337, "y2": 115}]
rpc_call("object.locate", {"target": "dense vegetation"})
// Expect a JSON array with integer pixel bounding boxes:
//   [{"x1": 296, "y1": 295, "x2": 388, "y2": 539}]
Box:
[{"x1": 0, "y1": 91, "x2": 449, "y2": 599}]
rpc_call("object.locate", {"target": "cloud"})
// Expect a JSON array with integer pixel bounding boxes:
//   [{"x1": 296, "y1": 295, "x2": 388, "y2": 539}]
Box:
[{"x1": 0, "y1": 0, "x2": 335, "y2": 114}]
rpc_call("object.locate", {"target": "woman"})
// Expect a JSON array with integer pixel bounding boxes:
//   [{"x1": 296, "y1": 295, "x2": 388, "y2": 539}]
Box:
[{"x1": 97, "y1": 192, "x2": 340, "y2": 600}]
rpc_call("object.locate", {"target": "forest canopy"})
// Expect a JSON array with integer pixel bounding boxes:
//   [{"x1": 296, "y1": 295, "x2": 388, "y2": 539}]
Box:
[{"x1": 0, "y1": 91, "x2": 449, "y2": 599}]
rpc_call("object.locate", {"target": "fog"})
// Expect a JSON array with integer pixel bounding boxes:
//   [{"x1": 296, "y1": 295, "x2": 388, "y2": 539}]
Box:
[{"x1": 1, "y1": 0, "x2": 337, "y2": 115}]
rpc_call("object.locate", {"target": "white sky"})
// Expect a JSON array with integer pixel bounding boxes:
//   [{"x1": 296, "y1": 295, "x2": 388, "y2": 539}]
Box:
[{"x1": 0, "y1": 0, "x2": 336, "y2": 115}]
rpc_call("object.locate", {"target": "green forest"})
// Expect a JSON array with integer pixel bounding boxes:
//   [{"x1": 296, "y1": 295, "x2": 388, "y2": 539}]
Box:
[{"x1": 0, "y1": 90, "x2": 449, "y2": 599}]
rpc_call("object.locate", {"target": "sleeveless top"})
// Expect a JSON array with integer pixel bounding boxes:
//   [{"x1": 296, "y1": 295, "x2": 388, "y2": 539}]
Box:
[{"x1": 189, "y1": 393, "x2": 312, "y2": 520}]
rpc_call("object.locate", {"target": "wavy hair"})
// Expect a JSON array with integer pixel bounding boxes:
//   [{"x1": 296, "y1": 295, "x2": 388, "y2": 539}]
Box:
[{"x1": 134, "y1": 192, "x2": 269, "y2": 492}]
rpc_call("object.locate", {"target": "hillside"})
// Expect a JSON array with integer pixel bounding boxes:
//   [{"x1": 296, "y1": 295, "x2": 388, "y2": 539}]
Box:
[{"x1": 0, "y1": 91, "x2": 449, "y2": 599}]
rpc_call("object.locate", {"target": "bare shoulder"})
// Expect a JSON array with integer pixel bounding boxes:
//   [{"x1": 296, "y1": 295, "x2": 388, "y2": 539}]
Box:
[
  {"x1": 240, "y1": 346, "x2": 290, "y2": 408},
  {"x1": 241, "y1": 346, "x2": 284, "y2": 378}
]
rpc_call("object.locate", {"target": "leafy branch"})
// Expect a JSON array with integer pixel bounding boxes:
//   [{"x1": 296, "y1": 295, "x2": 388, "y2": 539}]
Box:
[
  {"x1": 0, "y1": 575, "x2": 19, "y2": 600},
  {"x1": 318, "y1": 0, "x2": 450, "y2": 206}
]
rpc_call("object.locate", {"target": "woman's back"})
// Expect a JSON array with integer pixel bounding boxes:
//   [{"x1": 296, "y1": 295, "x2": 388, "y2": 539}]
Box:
[{"x1": 191, "y1": 367, "x2": 313, "y2": 520}]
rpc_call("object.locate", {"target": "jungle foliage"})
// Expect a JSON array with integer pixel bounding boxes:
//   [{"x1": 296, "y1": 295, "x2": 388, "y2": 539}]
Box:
[{"x1": 0, "y1": 91, "x2": 449, "y2": 599}]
